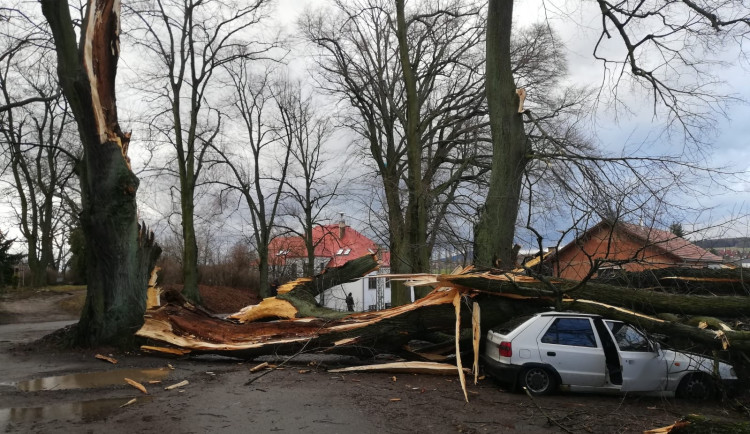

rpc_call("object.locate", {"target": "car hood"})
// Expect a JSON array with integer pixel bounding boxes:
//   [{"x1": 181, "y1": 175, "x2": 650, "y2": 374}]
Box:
[{"x1": 662, "y1": 349, "x2": 737, "y2": 380}]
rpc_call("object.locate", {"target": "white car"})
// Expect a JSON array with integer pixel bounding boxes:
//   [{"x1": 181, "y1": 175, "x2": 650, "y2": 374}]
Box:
[{"x1": 482, "y1": 312, "x2": 738, "y2": 399}]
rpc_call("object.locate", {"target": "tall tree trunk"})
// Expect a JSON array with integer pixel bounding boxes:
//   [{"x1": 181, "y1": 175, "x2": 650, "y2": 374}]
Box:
[
  {"x1": 180, "y1": 191, "x2": 201, "y2": 303},
  {"x1": 474, "y1": 0, "x2": 529, "y2": 268},
  {"x1": 41, "y1": 0, "x2": 161, "y2": 346},
  {"x1": 394, "y1": 0, "x2": 431, "y2": 302}
]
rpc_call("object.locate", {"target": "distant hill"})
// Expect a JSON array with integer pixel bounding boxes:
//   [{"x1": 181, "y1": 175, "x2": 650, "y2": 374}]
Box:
[{"x1": 694, "y1": 237, "x2": 750, "y2": 249}]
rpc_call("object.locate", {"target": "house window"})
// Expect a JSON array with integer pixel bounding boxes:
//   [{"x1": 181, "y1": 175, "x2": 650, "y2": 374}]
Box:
[
  {"x1": 540, "y1": 318, "x2": 597, "y2": 348},
  {"x1": 368, "y1": 277, "x2": 377, "y2": 290},
  {"x1": 385, "y1": 278, "x2": 390, "y2": 289}
]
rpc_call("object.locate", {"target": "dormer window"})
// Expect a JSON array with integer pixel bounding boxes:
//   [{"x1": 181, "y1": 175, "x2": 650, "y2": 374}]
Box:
[
  {"x1": 277, "y1": 249, "x2": 289, "y2": 256},
  {"x1": 336, "y1": 248, "x2": 344, "y2": 255},
  {"x1": 343, "y1": 248, "x2": 351, "y2": 255}
]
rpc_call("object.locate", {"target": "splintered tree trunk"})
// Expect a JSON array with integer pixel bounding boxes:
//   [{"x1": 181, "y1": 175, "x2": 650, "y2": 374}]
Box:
[
  {"x1": 139, "y1": 267, "x2": 750, "y2": 358},
  {"x1": 475, "y1": 0, "x2": 529, "y2": 268},
  {"x1": 42, "y1": 0, "x2": 161, "y2": 346}
]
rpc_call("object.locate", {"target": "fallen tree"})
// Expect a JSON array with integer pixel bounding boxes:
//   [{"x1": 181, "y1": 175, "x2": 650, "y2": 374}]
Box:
[{"x1": 137, "y1": 255, "x2": 750, "y2": 359}]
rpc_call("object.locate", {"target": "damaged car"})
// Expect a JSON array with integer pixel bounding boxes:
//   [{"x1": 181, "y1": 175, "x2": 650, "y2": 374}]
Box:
[{"x1": 483, "y1": 312, "x2": 738, "y2": 399}]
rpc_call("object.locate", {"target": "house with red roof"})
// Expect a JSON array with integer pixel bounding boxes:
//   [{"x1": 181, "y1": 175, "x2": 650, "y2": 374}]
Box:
[
  {"x1": 267, "y1": 219, "x2": 391, "y2": 311},
  {"x1": 536, "y1": 220, "x2": 723, "y2": 280}
]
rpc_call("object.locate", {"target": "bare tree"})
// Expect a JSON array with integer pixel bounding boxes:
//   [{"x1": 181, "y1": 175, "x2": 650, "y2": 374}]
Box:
[
  {"x1": 126, "y1": 0, "x2": 277, "y2": 303},
  {"x1": 276, "y1": 83, "x2": 342, "y2": 277},
  {"x1": 211, "y1": 64, "x2": 291, "y2": 298},
  {"x1": 0, "y1": 6, "x2": 79, "y2": 287},
  {"x1": 302, "y1": 0, "x2": 488, "y2": 304}
]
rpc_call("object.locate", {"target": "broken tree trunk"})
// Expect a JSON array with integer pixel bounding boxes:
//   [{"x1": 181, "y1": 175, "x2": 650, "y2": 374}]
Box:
[
  {"x1": 41, "y1": 0, "x2": 161, "y2": 346},
  {"x1": 138, "y1": 267, "x2": 750, "y2": 361}
]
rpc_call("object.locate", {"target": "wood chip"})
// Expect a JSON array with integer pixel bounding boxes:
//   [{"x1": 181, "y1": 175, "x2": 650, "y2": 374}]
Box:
[
  {"x1": 124, "y1": 378, "x2": 148, "y2": 394},
  {"x1": 95, "y1": 354, "x2": 118, "y2": 364},
  {"x1": 298, "y1": 369, "x2": 310, "y2": 374},
  {"x1": 167, "y1": 363, "x2": 175, "y2": 370},
  {"x1": 148, "y1": 380, "x2": 162, "y2": 384},
  {"x1": 141, "y1": 345, "x2": 191, "y2": 356},
  {"x1": 453, "y1": 292, "x2": 468, "y2": 403},
  {"x1": 119, "y1": 398, "x2": 137, "y2": 408},
  {"x1": 249, "y1": 362, "x2": 269, "y2": 373},
  {"x1": 165, "y1": 380, "x2": 189, "y2": 390},
  {"x1": 389, "y1": 398, "x2": 401, "y2": 402}
]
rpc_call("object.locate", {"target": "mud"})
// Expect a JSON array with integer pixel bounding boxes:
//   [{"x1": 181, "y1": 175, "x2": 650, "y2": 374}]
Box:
[{"x1": 1, "y1": 291, "x2": 748, "y2": 433}]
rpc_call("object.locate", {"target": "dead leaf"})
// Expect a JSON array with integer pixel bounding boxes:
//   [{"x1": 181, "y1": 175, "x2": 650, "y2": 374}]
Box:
[
  {"x1": 167, "y1": 363, "x2": 175, "y2": 370},
  {"x1": 391, "y1": 376, "x2": 397, "y2": 382},
  {"x1": 165, "y1": 380, "x2": 189, "y2": 390},
  {"x1": 389, "y1": 398, "x2": 401, "y2": 402},
  {"x1": 124, "y1": 378, "x2": 148, "y2": 394},
  {"x1": 95, "y1": 354, "x2": 118, "y2": 364},
  {"x1": 298, "y1": 369, "x2": 311, "y2": 374},
  {"x1": 120, "y1": 398, "x2": 137, "y2": 408}
]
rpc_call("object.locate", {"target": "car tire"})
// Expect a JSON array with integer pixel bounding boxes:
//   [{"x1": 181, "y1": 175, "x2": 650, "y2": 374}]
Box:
[
  {"x1": 676, "y1": 373, "x2": 715, "y2": 400},
  {"x1": 520, "y1": 367, "x2": 556, "y2": 396}
]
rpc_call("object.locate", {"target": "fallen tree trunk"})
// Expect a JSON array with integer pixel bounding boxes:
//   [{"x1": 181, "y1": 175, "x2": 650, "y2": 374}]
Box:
[
  {"x1": 138, "y1": 266, "x2": 750, "y2": 360},
  {"x1": 597, "y1": 267, "x2": 750, "y2": 295},
  {"x1": 441, "y1": 273, "x2": 750, "y2": 317}
]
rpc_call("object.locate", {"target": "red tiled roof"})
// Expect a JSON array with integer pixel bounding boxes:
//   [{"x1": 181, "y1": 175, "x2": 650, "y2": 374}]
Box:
[
  {"x1": 617, "y1": 222, "x2": 722, "y2": 263},
  {"x1": 268, "y1": 224, "x2": 389, "y2": 268}
]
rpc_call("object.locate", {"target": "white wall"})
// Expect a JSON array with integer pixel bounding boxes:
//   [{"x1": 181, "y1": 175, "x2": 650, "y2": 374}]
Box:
[{"x1": 316, "y1": 272, "x2": 393, "y2": 312}]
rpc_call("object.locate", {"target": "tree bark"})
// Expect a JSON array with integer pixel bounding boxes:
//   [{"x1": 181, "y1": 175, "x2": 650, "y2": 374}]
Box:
[
  {"x1": 41, "y1": 0, "x2": 161, "y2": 346},
  {"x1": 474, "y1": 0, "x2": 529, "y2": 268}
]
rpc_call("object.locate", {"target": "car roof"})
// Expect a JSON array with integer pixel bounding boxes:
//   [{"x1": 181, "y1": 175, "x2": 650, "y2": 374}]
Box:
[{"x1": 537, "y1": 311, "x2": 602, "y2": 319}]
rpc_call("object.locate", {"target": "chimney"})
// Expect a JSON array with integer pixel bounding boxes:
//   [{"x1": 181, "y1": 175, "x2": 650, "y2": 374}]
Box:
[
  {"x1": 338, "y1": 212, "x2": 346, "y2": 239},
  {"x1": 547, "y1": 246, "x2": 557, "y2": 254}
]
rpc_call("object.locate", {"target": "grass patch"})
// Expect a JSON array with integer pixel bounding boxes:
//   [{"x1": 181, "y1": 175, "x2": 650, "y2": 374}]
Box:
[
  {"x1": 0, "y1": 285, "x2": 86, "y2": 301},
  {"x1": 57, "y1": 291, "x2": 86, "y2": 317}
]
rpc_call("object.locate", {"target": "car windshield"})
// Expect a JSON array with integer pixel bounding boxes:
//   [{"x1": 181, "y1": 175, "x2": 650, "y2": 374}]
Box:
[{"x1": 606, "y1": 321, "x2": 652, "y2": 352}]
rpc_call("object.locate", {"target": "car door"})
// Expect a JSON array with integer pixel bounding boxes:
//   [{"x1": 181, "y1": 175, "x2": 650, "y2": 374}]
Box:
[
  {"x1": 604, "y1": 321, "x2": 665, "y2": 392},
  {"x1": 537, "y1": 317, "x2": 606, "y2": 387}
]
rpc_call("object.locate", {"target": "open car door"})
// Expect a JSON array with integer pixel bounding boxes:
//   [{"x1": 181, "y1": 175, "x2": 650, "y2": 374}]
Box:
[{"x1": 604, "y1": 321, "x2": 665, "y2": 392}]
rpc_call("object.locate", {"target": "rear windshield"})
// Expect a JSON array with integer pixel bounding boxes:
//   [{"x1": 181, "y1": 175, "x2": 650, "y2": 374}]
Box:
[{"x1": 490, "y1": 315, "x2": 533, "y2": 335}]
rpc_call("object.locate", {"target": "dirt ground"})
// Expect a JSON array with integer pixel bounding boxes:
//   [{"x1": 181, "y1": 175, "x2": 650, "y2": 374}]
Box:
[{"x1": 1, "y1": 289, "x2": 749, "y2": 433}]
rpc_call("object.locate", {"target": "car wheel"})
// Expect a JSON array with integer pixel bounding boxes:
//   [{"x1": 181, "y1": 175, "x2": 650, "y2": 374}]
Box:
[
  {"x1": 676, "y1": 373, "x2": 715, "y2": 400},
  {"x1": 520, "y1": 367, "x2": 556, "y2": 396}
]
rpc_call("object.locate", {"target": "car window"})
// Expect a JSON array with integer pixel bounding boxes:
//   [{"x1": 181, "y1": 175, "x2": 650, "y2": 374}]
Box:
[
  {"x1": 490, "y1": 315, "x2": 533, "y2": 335},
  {"x1": 606, "y1": 321, "x2": 652, "y2": 352},
  {"x1": 540, "y1": 318, "x2": 597, "y2": 347}
]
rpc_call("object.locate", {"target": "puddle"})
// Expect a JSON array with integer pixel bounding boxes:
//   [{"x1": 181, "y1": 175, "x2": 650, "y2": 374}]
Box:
[
  {"x1": 0, "y1": 396, "x2": 153, "y2": 425},
  {"x1": 16, "y1": 368, "x2": 170, "y2": 391}
]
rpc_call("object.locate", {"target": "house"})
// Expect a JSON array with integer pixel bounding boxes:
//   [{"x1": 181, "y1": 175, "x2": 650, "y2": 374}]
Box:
[
  {"x1": 267, "y1": 219, "x2": 391, "y2": 311},
  {"x1": 528, "y1": 220, "x2": 723, "y2": 280}
]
